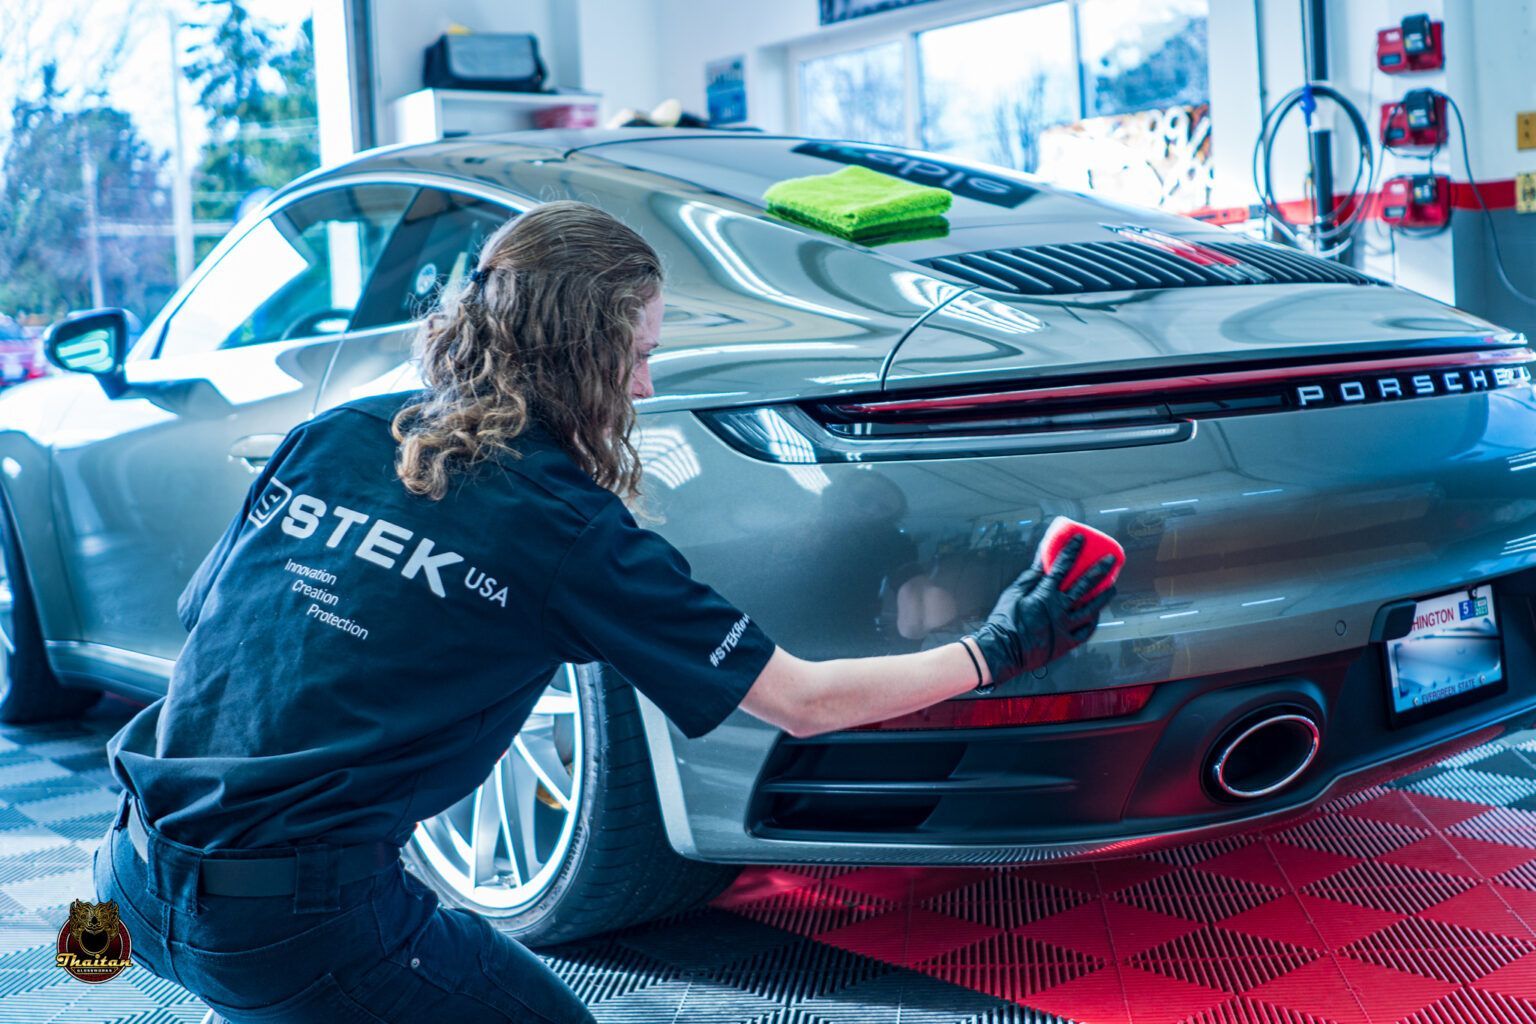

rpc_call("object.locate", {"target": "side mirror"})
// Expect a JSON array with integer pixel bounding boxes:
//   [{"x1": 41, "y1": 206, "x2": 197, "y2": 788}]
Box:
[{"x1": 43, "y1": 309, "x2": 129, "y2": 395}]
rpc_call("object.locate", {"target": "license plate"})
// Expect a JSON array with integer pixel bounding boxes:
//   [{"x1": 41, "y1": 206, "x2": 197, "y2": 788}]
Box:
[{"x1": 1384, "y1": 583, "x2": 1505, "y2": 724}]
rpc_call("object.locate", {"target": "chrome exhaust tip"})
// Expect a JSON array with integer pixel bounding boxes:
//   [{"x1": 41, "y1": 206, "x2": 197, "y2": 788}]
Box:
[{"x1": 1208, "y1": 711, "x2": 1321, "y2": 800}]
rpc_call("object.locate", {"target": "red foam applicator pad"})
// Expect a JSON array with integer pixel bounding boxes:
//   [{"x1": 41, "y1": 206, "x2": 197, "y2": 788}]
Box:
[{"x1": 1038, "y1": 517, "x2": 1124, "y2": 600}]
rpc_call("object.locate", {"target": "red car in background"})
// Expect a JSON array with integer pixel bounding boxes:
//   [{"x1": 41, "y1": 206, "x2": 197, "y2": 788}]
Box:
[{"x1": 0, "y1": 318, "x2": 48, "y2": 387}]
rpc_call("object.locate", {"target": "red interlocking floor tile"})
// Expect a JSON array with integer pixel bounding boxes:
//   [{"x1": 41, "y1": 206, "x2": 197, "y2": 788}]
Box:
[
  {"x1": 1379, "y1": 834, "x2": 1482, "y2": 877},
  {"x1": 1100, "y1": 898, "x2": 1210, "y2": 958},
  {"x1": 714, "y1": 764, "x2": 1536, "y2": 1024},
  {"x1": 919, "y1": 870, "x2": 1092, "y2": 931},
  {"x1": 1342, "y1": 915, "x2": 1535, "y2": 983},
  {"x1": 1219, "y1": 895, "x2": 1331, "y2": 950},
  {"x1": 1130, "y1": 924, "x2": 1320, "y2": 993},
  {"x1": 1245, "y1": 957, "x2": 1373, "y2": 1024},
  {"x1": 711, "y1": 866, "x2": 820, "y2": 909},
  {"x1": 787, "y1": 863, "x2": 862, "y2": 879},
  {"x1": 1473, "y1": 950, "x2": 1536, "y2": 1001},
  {"x1": 1010, "y1": 859, "x2": 1103, "y2": 894},
  {"x1": 1334, "y1": 956, "x2": 1460, "y2": 1021},
  {"x1": 1270, "y1": 814, "x2": 1430, "y2": 859},
  {"x1": 903, "y1": 905, "x2": 1007, "y2": 966},
  {"x1": 1345, "y1": 789, "x2": 1487, "y2": 831},
  {"x1": 1418, "y1": 882, "x2": 1536, "y2": 940},
  {"x1": 1180, "y1": 993, "x2": 1350, "y2": 1024},
  {"x1": 1400, "y1": 985, "x2": 1536, "y2": 1024},
  {"x1": 1117, "y1": 964, "x2": 1240, "y2": 1024},
  {"x1": 1446, "y1": 834, "x2": 1536, "y2": 878},
  {"x1": 1383, "y1": 832, "x2": 1536, "y2": 880},
  {"x1": 1451, "y1": 806, "x2": 1536, "y2": 846},
  {"x1": 1015, "y1": 902, "x2": 1120, "y2": 960},
  {"x1": 1200, "y1": 840, "x2": 1362, "y2": 891},
  {"x1": 1315, "y1": 784, "x2": 1394, "y2": 814},
  {"x1": 1149, "y1": 835, "x2": 1258, "y2": 868},
  {"x1": 1496, "y1": 859, "x2": 1536, "y2": 893},
  {"x1": 1094, "y1": 855, "x2": 1179, "y2": 893},
  {"x1": 1026, "y1": 964, "x2": 1132, "y2": 1024},
  {"x1": 1195, "y1": 842, "x2": 1292, "y2": 888},
  {"x1": 1117, "y1": 867, "x2": 1282, "y2": 924},
  {"x1": 1488, "y1": 879, "x2": 1536, "y2": 924},
  {"x1": 1295, "y1": 894, "x2": 1406, "y2": 949},
  {"x1": 1302, "y1": 859, "x2": 1477, "y2": 915},
  {"x1": 1015, "y1": 898, "x2": 1204, "y2": 960},
  {"x1": 833, "y1": 865, "x2": 990, "y2": 903},
  {"x1": 914, "y1": 932, "x2": 1104, "y2": 1002},
  {"x1": 720, "y1": 876, "x2": 893, "y2": 937},
  {"x1": 1269, "y1": 842, "x2": 1365, "y2": 889},
  {"x1": 814, "y1": 907, "x2": 998, "y2": 967}
]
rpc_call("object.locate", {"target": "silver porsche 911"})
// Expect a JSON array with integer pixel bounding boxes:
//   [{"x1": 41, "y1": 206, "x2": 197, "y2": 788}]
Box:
[{"x1": 17, "y1": 130, "x2": 1536, "y2": 943}]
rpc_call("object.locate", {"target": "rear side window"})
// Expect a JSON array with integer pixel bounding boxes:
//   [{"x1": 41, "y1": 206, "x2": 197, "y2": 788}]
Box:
[
  {"x1": 159, "y1": 185, "x2": 414, "y2": 359},
  {"x1": 350, "y1": 189, "x2": 516, "y2": 331}
]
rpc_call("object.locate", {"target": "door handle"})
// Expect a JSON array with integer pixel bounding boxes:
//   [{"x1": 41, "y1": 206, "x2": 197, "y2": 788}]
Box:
[{"x1": 228, "y1": 434, "x2": 284, "y2": 473}]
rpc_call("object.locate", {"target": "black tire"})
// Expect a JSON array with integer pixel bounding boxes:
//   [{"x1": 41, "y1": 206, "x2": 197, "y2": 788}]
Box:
[
  {"x1": 0, "y1": 502, "x2": 99, "y2": 723},
  {"x1": 403, "y1": 664, "x2": 740, "y2": 947}
]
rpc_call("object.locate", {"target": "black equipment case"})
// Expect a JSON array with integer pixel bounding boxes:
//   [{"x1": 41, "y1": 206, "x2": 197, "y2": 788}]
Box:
[{"x1": 423, "y1": 33, "x2": 547, "y2": 93}]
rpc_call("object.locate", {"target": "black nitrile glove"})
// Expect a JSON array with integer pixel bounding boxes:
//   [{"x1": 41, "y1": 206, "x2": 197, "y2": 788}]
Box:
[{"x1": 968, "y1": 533, "x2": 1118, "y2": 684}]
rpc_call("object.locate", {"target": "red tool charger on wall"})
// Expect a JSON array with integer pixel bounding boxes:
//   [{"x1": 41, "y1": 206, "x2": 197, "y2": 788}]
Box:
[
  {"x1": 1380, "y1": 89, "x2": 1447, "y2": 149},
  {"x1": 1379, "y1": 175, "x2": 1451, "y2": 229},
  {"x1": 1377, "y1": 14, "x2": 1445, "y2": 73}
]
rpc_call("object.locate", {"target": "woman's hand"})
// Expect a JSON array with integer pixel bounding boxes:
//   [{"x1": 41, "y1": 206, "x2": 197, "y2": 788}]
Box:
[{"x1": 968, "y1": 534, "x2": 1118, "y2": 684}]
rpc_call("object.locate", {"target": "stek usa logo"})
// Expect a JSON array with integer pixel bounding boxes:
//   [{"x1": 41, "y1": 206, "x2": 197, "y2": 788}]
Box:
[
  {"x1": 1294, "y1": 363, "x2": 1533, "y2": 409},
  {"x1": 249, "y1": 477, "x2": 293, "y2": 528},
  {"x1": 1108, "y1": 225, "x2": 1271, "y2": 284},
  {"x1": 248, "y1": 478, "x2": 509, "y2": 607}
]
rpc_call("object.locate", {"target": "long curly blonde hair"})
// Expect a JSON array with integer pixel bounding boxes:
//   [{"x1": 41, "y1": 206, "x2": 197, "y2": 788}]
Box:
[{"x1": 392, "y1": 201, "x2": 663, "y2": 501}]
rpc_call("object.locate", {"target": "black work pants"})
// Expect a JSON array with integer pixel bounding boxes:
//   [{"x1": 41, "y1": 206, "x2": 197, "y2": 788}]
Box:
[{"x1": 93, "y1": 794, "x2": 594, "y2": 1023}]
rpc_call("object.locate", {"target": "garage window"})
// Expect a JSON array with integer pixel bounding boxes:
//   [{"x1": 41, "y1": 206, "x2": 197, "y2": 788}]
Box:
[
  {"x1": 792, "y1": 0, "x2": 1210, "y2": 211},
  {"x1": 916, "y1": 4, "x2": 1079, "y2": 172},
  {"x1": 799, "y1": 42, "x2": 906, "y2": 146}
]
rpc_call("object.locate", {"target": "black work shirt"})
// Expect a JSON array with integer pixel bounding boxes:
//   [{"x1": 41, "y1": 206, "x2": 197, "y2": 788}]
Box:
[{"x1": 107, "y1": 393, "x2": 776, "y2": 850}]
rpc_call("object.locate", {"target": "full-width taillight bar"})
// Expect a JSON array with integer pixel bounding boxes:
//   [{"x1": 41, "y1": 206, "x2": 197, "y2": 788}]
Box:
[{"x1": 832, "y1": 345, "x2": 1536, "y2": 418}]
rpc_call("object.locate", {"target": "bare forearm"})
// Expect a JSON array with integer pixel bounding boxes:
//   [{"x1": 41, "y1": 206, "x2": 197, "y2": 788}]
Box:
[{"x1": 741, "y1": 640, "x2": 990, "y2": 737}]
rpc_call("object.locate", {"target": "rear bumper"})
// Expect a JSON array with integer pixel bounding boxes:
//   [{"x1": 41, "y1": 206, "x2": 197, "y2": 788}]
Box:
[{"x1": 642, "y1": 577, "x2": 1536, "y2": 866}]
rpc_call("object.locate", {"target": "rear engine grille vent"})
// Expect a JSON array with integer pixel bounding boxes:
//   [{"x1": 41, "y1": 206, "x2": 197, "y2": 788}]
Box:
[{"x1": 920, "y1": 240, "x2": 1379, "y2": 296}]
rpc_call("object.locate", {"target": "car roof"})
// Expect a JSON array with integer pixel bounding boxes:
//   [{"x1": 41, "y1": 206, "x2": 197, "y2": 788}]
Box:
[{"x1": 310, "y1": 129, "x2": 1211, "y2": 259}]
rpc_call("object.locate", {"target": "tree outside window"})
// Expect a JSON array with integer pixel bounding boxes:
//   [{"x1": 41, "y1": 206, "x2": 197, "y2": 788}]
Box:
[{"x1": 0, "y1": 0, "x2": 319, "y2": 332}]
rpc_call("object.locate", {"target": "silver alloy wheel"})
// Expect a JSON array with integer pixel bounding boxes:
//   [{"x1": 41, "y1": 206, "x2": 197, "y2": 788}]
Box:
[
  {"x1": 0, "y1": 547, "x2": 12, "y2": 656},
  {"x1": 409, "y1": 665, "x2": 584, "y2": 911}
]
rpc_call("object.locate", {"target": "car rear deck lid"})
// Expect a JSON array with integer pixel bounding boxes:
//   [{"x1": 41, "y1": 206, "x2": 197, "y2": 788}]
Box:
[{"x1": 920, "y1": 237, "x2": 1379, "y2": 297}]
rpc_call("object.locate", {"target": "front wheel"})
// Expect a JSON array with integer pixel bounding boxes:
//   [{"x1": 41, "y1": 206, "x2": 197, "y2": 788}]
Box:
[{"x1": 402, "y1": 664, "x2": 738, "y2": 946}]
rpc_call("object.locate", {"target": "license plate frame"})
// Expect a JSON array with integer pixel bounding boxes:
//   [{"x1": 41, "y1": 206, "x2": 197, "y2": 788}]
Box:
[{"x1": 1382, "y1": 583, "x2": 1507, "y2": 728}]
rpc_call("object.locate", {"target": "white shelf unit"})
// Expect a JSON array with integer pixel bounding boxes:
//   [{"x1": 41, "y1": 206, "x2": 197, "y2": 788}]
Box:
[{"x1": 388, "y1": 88, "x2": 601, "y2": 144}]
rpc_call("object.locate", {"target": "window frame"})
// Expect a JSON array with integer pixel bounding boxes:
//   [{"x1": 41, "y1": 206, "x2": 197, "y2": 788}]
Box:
[{"x1": 137, "y1": 173, "x2": 527, "y2": 363}]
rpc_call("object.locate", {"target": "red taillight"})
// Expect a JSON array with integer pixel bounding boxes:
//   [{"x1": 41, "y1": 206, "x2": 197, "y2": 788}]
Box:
[{"x1": 850, "y1": 684, "x2": 1155, "y2": 731}]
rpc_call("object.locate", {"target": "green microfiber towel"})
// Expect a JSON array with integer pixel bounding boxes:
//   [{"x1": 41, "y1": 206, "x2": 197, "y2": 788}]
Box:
[
  {"x1": 763, "y1": 165, "x2": 953, "y2": 238},
  {"x1": 771, "y1": 208, "x2": 950, "y2": 247}
]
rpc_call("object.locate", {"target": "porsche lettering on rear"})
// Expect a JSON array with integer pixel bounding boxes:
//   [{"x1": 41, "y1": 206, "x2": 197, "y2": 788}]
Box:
[{"x1": 1295, "y1": 364, "x2": 1532, "y2": 407}]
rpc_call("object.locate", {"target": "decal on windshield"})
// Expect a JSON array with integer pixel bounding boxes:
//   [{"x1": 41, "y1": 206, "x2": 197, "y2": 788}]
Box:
[{"x1": 792, "y1": 141, "x2": 1036, "y2": 208}]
